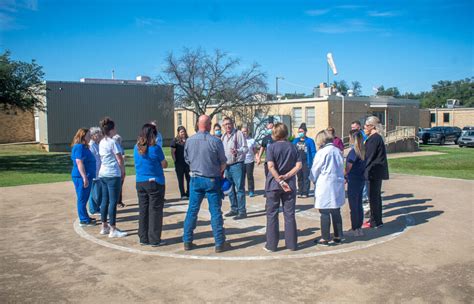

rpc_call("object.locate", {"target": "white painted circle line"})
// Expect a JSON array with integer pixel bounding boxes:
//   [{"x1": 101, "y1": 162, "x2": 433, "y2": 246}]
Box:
[{"x1": 74, "y1": 211, "x2": 414, "y2": 261}]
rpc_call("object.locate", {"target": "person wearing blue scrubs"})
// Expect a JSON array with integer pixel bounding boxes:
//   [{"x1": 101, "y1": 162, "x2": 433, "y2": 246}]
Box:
[
  {"x1": 71, "y1": 128, "x2": 96, "y2": 226},
  {"x1": 345, "y1": 130, "x2": 367, "y2": 237}
]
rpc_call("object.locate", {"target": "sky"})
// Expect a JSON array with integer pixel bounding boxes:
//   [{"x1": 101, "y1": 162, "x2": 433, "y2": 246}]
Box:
[{"x1": 1, "y1": 0, "x2": 473, "y2": 96}]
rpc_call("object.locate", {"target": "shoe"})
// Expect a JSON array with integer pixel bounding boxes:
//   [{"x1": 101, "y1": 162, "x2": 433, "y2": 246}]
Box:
[
  {"x1": 184, "y1": 242, "x2": 194, "y2": 251},
  {"x1": 301, "y1": 194, "x2": 309, "y2": 198},
  {"x1": 224, "y1": 210, "x2": 238, "y2": 217},
  {"x1": 263, "y1": 246, "x2": 276, "y2": 253},
  {"x1": 140, "y1": 241, "x2": 150, "y2": 246},
  {"x1": 181, "y1": 196, "x2": 188, "y2": 200},
  {"x1": 357, "y1": 228, "x2": 365, "y2": 236},
  {"x1": 374, "y1": 223, "x2": 384, "y2": 229},
  {"x1": 79, "y1": 221, "x2": 96, "y2": 227},
  {"x1": 233, "y1": 213, "x2": 247, "y2": 220},
  {"x1": 314, "y1": 239, "x2": 329, "y2": 246},
  {"x1": 100, "y1": 226, "x2": 110, "y2": 235},
  {"x1": 215, "y1": 242, "x2": 232, "y2": 253},
  {"x1": 345, "y1": 229, "x2": 358, "y2": 237},
  {"x1": 108, "y1": 228, "x2": 127, "y2": 238},
  {"x1": 297, "y1": 194, "x2": 303, "y2": 198},
  {"x1": 151, "y1": 240, "x2": 167, "y2": 247},
  {"x1": 249, "y1": 192, "x2": 254, "y2": 197},
  {"x1": 332, "y1": 238, "x2": 344, "y2": 244}
]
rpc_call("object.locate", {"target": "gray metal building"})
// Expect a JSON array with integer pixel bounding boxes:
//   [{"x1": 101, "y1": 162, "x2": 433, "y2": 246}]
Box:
[{"x1": 37, "y1": 81, "x2": 174, "y2": 152}]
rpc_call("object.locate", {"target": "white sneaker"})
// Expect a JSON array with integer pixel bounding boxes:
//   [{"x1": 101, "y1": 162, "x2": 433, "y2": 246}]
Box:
[
  {"x1": 100, "y1": 226, "x2": 110, "y2": 235},
  {"x1": 109, "y1": 228, "x2": 127, "y2": 238}
]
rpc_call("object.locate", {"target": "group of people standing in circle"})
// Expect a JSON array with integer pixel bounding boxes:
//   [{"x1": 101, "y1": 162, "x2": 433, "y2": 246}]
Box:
[{"x1": 70, "y1": 113, "x2": 388, "y2": 253}]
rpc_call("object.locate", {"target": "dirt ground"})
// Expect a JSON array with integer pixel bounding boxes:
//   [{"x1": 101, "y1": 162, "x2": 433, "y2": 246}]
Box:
[{"x1": 0, "y1": 166, "x2": 473, "y2": 303}]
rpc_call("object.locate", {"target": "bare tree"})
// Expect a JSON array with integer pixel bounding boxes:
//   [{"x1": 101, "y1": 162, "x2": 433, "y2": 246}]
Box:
[{"x1": 160, "y1": 48, "x2": 267, "y2": 120}]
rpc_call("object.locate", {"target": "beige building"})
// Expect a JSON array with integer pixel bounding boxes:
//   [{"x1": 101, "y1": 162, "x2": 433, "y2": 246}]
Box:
[
  {"x1": 0, "y1": 107, "x2": 35, "y2": 144},
  {"x1": 175, "y1": 95, "x2": 420, "y2": 140},
  {"x1": 419, "y1": 108, "x2": 474, "y2": 128}
]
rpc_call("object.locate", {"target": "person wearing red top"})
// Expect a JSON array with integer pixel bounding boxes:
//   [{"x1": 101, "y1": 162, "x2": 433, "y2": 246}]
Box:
[{"x1": 327, "y1": 126, "x2": 344, "y2": 152}]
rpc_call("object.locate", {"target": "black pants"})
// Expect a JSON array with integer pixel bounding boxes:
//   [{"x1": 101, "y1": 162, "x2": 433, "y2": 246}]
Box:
[
  {"x1": 265, "y1": 190, "x2": 298, "y2": 251},
  {"x1": 368, "y1": 179, "x2": 383, "y2": 226},
  {"x1": 243, "y1": 162, "x2": 255, "y2": 193},
  {"x1": 136, "y1": 181, "x2": 165, "y2": 244},
  {"x1": 175, "y1": 162, "x2": 190, "y2": 197},
  {"x1": 319, "y1": 208, "x2": 343, "y2": 241},
  {"x1": 297, "y1": 164, "x2": 310, "y2": 195}
]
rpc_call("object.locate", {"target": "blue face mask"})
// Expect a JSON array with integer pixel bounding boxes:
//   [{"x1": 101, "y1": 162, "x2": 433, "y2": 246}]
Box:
[
  {"x1": 215, "y1": 130, "x2": 222, "y2": 136},
  {"x1": 298, "y1": 132, "x2": 305, "y2": 138},
  {"x1": 266, "y1": 129, "x2": 272, "y2": 135}
]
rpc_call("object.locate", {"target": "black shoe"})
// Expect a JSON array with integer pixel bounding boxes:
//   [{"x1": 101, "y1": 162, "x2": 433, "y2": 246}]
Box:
[
  {"x1": 184, "y1": 242, "x2": 194, "y2": 251},
  {"x1": 140, "y1": 241, "x2": 150, "y2": 246},
  {"x1": 224, "y1": 210, "x2": 238, "y2": 217},
  {"x1": 333, "y1": 238, "x2": 343, "y2": 244},
  {"x1": 233, "y1": 213, "x2": 247, "y2": 220},
  {"x1": 151, "y1": 240, "x2": 167, "y2": 247},
  {"x1": 79, "y1": 220, "x2": 96, "y2": 227},
  {"x1": 215, "y1": 242, "x2": 232, "y2": 253}
]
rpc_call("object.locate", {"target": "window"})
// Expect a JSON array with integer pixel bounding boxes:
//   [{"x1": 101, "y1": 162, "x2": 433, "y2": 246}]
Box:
[
  {"x1": 292, "y1": 107, "x2": 302, "y2": 127},
  {"x1": 372, "y1": 111, "x2": 385, "y2": 125},
  {"x1": 430, "y1": 113, "x2": 436, "y2": 123},
  {"x1": 177, "y1": 113, "x2": 182, "y2": 126},
  {"x1": 306, "y1": 107, "x2": 315, "y2": 127},
  {"x1": 443, "y1": 113, "x2": 450, "y2": 123},
  {"x1": 216, "y1": 112, "x2": 223, "y2": 124}
]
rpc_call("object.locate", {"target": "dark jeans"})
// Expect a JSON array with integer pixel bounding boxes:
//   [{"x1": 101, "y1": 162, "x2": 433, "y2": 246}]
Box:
[
  {"x1": 72, "y1": 176, "x2": 93, "y2": 223},
  {"x1": 297, "y1": 164, "x2": 310, "y2": 195},
  {"x1": 368, "y1": 179, "x2": 383, "y2": 226},
  {"x1": 243, "y1": 162, "x2": 255, "y2": 193},
  {"x1": 265, "y1": 190, "x2": 298, "y2": 251},
  {"x1": 100, "y1": 176, "x2": 122, "y2": 226},
  {"x1": 319, "y1": 208, "x2": 343, "y2": 241},
  {"x1": 225, "y1": 162, "x2": 246, "y2": 215},
  {"x1": 175, "y1": 162, "x2": 190, "y2": 197},
  {"x1": 183, "y1": 176, "x2": 225, "y2": 246},
  {"x1": 348, "y1": 178, "x2": 364, "y2": 230},
  {"x1": 88, "y1": 178, "x2": 102, "y2": 214},
  {"x1": 136, "y1": 181, "x2": 165, "y2": 244}
]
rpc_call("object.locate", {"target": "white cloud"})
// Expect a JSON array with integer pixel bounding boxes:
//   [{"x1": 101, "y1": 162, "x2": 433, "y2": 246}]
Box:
[
  {"x1": 313, "y1": 19, "x2": 372, "y2": 34},
  {"x1": 0, "y1": 0, "x2": 38, "y2": 31},
  {"x1": 305, "y1": 9, "x2": 330, "y2": 16},
  {"x1": 368, "y1": 11, "x2": 397, "y2": 17}
]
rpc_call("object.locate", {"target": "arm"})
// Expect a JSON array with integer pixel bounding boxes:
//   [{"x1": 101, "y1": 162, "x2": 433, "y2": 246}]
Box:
[
  {"x1": 75, "y1": 159, "x2": 89, "y2": 188},
  {"x1": 161, "y1": 159, "x2": 168, "y2": 169},
  {"x1": 171, "y1": 148, "x2": 177, "y2": 162},
  {"x1": 217, "y1": 141, "x2": 228, "y2": 175},
  {"x1": 267, "y1": 161, "x2": 281, "y2": 182},
  {"x1": 237, "y1": 132, "x2": 248, "y2": 154},
  {"x1": 256, "y1": 146, "x2": 264, "y2": 165},
  {"x1": 279, "y1": 161, "x2": 302, "y2": 181},
  {"x1": 115, "y1": 153, "x2": 125, "y2": 179}
]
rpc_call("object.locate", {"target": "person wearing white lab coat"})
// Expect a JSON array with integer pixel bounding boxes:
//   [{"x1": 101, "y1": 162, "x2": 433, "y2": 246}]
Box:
[{"x1": 310, "y1": 130, "x2": 345, "y2": 245}]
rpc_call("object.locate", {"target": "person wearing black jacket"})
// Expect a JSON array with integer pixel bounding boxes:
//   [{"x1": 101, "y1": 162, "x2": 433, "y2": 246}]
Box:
[
  {"x1": 363, "y1": 116, "x2": 389, "y2": 228},
  {"x1": 171, "y1": 126, "x2": 190, "y2": 200}
]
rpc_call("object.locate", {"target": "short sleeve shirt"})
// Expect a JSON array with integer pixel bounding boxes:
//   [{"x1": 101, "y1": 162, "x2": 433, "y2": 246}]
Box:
[
  {"x1": 261, "y1": 134, "x2": 273, "y2": 149},
  {"x1": 170, "y1": 138, "x2": 186, "y2": 165},
  {"x1": 99, "y1": 137, "x2": 122, "y2": 178},
  {"x1": 265, "y1": 140, "x2": 302, "y2": 191},
  {"x1": 346, "y1": 148, "x2": 366, "y2": 181},
  {"x1": 71, "y1": 144, "x2": 96, "y2": 178},
  {"x1": 134, "y1": 144, "x2": 166, "y2": 184}
]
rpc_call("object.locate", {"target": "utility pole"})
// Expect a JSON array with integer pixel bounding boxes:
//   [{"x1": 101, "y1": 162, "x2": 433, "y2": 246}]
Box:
[{"x1": 276, "y1": 76, "x2": 284, "y2": 97}]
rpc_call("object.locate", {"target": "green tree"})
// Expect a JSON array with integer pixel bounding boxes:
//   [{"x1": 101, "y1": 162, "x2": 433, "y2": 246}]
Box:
[
  {"x1": 351, "y1": 81, "x2": 362, "y2": 96},
  {"x1": 419, "y1": 77, "x2": 473, "y2": 108},
  {"x1": 376, "y1": 85, "x2": 400, "y2": 97},
  {"x1": 0, "y1": 51, "x2": 46, "y2": 112}
]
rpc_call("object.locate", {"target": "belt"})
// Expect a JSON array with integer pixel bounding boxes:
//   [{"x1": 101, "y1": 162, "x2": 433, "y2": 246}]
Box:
[
  {"x1": 190, "y1": 172, "x2": 219, "y2": 178},
  {"x1": 227, "y1": 161, "x2": 244, "y2": 166}
]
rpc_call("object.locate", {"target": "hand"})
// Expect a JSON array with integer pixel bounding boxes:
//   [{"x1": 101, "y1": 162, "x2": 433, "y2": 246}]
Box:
[
  {"x1": 279, "y1": 181, "x2": 292, "y2": 193},
  {"x1": 83, "y1": 177, "x2": 89, "y2": 188},
  {"x1": 230, "y1": 148, "x2": 237, "y2": 156},
  {"x1": 256, "y1": 157, "x2": 261, "y2": 166},
  {"x1": 279, "y1": 173, "x2": 289, "y2": 181}
]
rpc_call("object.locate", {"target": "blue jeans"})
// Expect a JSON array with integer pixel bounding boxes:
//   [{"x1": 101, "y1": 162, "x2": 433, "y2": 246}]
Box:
[
  {"x1": 183, "y1": 176, "x2": 225, "y2": 247},
  {"x1": 88, "y1": 178, "x2": 102, "y2": 214},
  {"x1": 72, "y1": 176, "x2": 93, "y2": 223},
  {"x1": 225, "y1": 162, "x2": 246, "y2": 215},
  {"x1": 100, "y1": 177, "x2": 122, "y2": 226},
  {"x1": 348, "y1": 178, "x2": 365, "y2": 230},
  {"x1": 362, "y1": 181, "x2": 369, "y2": 201}
]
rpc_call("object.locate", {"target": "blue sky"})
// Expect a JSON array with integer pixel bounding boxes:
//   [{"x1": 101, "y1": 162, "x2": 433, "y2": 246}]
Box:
[{"x1": 1, "y1": 0, "x2": 473, "y2": 96}]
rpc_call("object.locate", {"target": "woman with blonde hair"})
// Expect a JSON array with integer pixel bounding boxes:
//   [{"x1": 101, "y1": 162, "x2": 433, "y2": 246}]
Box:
[
  {"x1": 310, "y1": 129, "x2": 345, "y2": 245},
  {"x1": 71, "y1": 128, "x2": 97, "y2": 226},
  {"x1": 264, "y1": 122, "x2": 302, "y2": 252},
  {"x1": 345, "y1": 130, "x2": 366, "y2": 236},
  {"x1": 363, "y1": 116, "x2": 389, "y2": 229}
]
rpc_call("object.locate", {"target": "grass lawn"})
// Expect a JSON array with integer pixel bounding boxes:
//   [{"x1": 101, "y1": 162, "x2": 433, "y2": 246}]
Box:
[
  {"x1": 388, "y1": 145, "x2": 474, "y2": 180},
  {"x1": 0, "y1": 144, "x2": 174, "y2": 187}
]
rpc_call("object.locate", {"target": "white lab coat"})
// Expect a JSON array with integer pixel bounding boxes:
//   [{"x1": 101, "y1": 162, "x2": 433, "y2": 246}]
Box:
[{"x1": 310, "y1": 143, "x2": 345, "y2": 209}]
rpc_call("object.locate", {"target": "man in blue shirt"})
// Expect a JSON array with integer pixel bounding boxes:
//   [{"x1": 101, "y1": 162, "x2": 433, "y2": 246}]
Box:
[
  {"x1": 292, "y1": 123, "x2": 316, "y2": 198},
  {"x1": 183, "y1": 115, "x2": 230, "y2": 253}
]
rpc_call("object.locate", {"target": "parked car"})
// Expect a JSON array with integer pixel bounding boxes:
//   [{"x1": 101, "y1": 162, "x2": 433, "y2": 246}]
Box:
[
  {"x1": 424, "y1": 126, "x2": 462, "y2": 145},
  {"x1": 458, "y1": 130, "x2": 474, "y2": 147},
  {"x1": 418, "y1": 128, "x2": 431, "y2": 144},
  {"x1": 462, "y1": 126, "x2": 474, "y2": 131}
]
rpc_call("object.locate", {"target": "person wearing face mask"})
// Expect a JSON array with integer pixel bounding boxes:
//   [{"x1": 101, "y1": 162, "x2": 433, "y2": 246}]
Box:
[
  {"x1": 213, "y1": 123, "x2": 222, "y2": 139},
  {"x1": 291, "y1": 123, "x2": 316, "y2": 198},
  {"x1": 256, "y1": 120, "x2": 274, "y2": 178}
]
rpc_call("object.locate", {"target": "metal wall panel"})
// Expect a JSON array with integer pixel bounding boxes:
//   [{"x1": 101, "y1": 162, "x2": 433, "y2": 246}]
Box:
[{"x1": 44, "y1": 81, "x2": 173, "y2": 151}]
